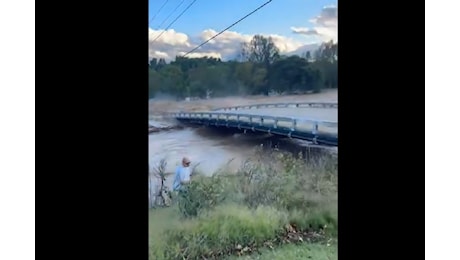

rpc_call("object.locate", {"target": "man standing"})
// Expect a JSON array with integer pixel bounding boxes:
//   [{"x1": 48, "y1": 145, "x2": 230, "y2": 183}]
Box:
[{"x1": 172, "y1": 157, "x2": 192, "y2": 192}]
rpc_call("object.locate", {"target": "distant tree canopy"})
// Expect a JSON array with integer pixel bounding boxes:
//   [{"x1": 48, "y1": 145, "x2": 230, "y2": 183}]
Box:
[
  {"x1": 149, "y1": 35, "x2": 337, "y2": 99},
  {"x1": 241, "y1": 35, "x2": 280, "y2": 68}
]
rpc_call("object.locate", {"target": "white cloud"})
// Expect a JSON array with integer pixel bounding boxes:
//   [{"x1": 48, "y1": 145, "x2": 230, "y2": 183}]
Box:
[
  {"x1": 290, "y1": 27, "x2": 319, "y2": 35},
  {"x1": 152, "y1": 51, "x2": 169, "y2": 59},
  {"x1": 176, "y1": 51, "x2": 222, "y2": 59},
  {"x1": 200, "y1": 29, "x2": 252, "y2": 44},
  {"x1": 291, "y1": 5, "x2": 338, "y2": 43},
  {"x1": 309, "y1": 5, "x2": 338, "y2": 28},
  {"x1": 149, "y1": 28, "x2": 309, "y2": 62},
  {"x1": 148, "y1": 28, "x2": 191, "y2": 61},
  {"x1": 268, "y1": 34, "x2": 304, "y2": 53},
  {"x1": 148, "y1": 28, "x2": 190, "y2": 46}
]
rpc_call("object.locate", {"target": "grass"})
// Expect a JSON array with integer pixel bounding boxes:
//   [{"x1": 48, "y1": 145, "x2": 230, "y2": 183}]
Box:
[
  {"x1": 149, "y1": 207, "x2": 179, "y2": 248},
  {"x1": 227, "y1": 243, "x2": 337, "y2": 260},
  {"x1": 159, "y1": 205, "x2": 287, "y2": 259},
  {"x1": 149, "y1": 149, "x2": 338, "y2": 260},
  {"x1": 150, "y1": 205, "x2": 337, "y2": 259}
]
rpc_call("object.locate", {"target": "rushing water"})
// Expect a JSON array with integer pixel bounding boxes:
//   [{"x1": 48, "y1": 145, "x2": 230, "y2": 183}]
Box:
[
  {"x1": 149, "y1": 126, "x2": 264, "y2": 184},
  {"x1": 148, "y1": 105, "x2": 337, "y2": 196}
]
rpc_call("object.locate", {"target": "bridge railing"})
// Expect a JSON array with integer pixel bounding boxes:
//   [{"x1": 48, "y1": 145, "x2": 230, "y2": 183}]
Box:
[
  {"x1": 212, "y1": 102, "x2": 338, "y2": 111},
  {"x1": 172, "y1": 112, "x2": 338, "y2": 136}
]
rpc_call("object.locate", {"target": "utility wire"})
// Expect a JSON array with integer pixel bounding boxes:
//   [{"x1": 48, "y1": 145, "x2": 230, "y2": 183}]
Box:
[
  {"x1": 155, "y1": 0, "x2": 186, "y2": 30},
  {"x1": 152, "y1": 0, "x2": 197, "y2": 43},
  {"x1": 149, "y1": 0, "x2": 170, "y2": 26},
  {"x1": 182, "y1": 0, "x2": 273, "y2": 57}
]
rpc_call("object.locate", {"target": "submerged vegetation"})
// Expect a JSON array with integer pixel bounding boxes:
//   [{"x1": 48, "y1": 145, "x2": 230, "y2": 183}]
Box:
[{"x1": 149, "y1": 148, "x2": 338, "y2": 259}]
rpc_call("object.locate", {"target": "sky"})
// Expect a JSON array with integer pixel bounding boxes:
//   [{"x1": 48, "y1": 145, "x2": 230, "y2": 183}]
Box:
[{"x1": 148, "y1": 0, "x2": 338, "y2": 61}]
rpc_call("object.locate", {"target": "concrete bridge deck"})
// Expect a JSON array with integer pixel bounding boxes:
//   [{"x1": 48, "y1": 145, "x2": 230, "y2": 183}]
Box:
[{"x1": 171, "y1": 102, "x2": 338, "y2": 146}]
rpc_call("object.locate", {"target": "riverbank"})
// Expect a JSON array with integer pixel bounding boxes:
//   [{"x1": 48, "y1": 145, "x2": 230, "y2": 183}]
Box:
[{"x1": 149, "y1": 150, "x2": 338, "y2": 259}]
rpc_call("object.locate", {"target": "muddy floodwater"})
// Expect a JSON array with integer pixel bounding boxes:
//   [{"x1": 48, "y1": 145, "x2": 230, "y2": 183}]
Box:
[{"x1": 149, "y1": 90, "x2": 338, "y2": 193}]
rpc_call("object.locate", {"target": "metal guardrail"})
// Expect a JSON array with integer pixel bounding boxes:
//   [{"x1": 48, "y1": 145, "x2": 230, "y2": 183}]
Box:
[
  {"x1": 212, "y1": 102, "x2": 338, "y2": 111},
  {"x1": 171, "y1": 112, "x2": 337, "y2": 136}
]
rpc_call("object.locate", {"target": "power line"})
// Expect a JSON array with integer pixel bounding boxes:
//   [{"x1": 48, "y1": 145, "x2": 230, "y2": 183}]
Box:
[
  {"x1": 152, "y1": 0, "x2": 197, "y2": 43},
  {"x1": 155, "y1": 0, "x2": 186, "y2": 30},
  {"x1": 149, "y1": 0, "x2": 170, "y2": 26},
  {"x1": 182, "y1": 0, "x2": 273, "y2": 57}
]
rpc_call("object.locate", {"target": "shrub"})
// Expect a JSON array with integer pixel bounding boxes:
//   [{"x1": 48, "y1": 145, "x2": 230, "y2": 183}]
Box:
[
  {"x1": 235, "y1": 151, "x2": 338, "y2": 212},
  {"x1": 177, "y1": 174, "x2": 227, "y2": 217}
]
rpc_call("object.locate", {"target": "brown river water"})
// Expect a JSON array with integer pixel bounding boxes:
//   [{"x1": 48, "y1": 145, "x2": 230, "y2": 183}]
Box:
[{"x1": 148, "y1": 91, "x2": 338, "y2": 193}]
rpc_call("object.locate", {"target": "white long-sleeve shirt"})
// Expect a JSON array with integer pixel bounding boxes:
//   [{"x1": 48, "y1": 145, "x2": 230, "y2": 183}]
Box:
[{"x1": 172, "y1": 165, "x2": 191, "y2": 191}]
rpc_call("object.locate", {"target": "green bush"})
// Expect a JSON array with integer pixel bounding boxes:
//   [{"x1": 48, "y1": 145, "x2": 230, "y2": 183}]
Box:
[
  {"x1": 235, "y1": 152, "x2": 337, "y2": 212},
  {"x1": 176, "y1": 151, "x2": 338, "y2": 218},
  {"x1": 178, "y1": 174, "x2": 227, "y2": 217}
]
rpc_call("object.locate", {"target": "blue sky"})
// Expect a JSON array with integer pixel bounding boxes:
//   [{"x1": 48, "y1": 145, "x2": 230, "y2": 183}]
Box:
[{"x1": 148, "y1": 0, "x2": 338, "y2": 61}]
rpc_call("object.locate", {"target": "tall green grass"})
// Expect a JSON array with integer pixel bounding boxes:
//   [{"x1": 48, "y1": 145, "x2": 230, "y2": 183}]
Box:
[
  {"x1": 227, "y1": 243, "x2": 337, "y2": 260},
  {"x1": 154, "y1": 205, "x2": 287, "y2": 259}
]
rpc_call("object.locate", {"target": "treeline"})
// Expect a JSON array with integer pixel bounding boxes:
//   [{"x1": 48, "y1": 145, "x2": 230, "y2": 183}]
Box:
[{"x1": 149, "y1": 35, "x2": 337, "y2": 99}]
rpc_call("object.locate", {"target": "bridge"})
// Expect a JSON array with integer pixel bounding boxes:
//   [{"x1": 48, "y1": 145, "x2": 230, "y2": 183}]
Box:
[{"x1": 170, "y1": 102, "x2": 338, "y2": 146}]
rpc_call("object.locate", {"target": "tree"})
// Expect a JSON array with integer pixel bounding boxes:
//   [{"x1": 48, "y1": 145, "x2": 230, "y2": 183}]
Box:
[
  {"x1": 159, "y1": 65, "x2": 185, "y2": 99},
  {"x1": 147, "y1": 41, "x2": 337, "y2": 99},
  {"x1": 314, "y1": 40, "x2": 337, "y2": 63},
  {"x1": 148, "y1": 69, "x2": 161, "y2": 98},
  {"x1": 268, "y1": 56, "x2": 322, "y2": 93},
  {"x1": 241, "y1": 35, "x2": 280, "y2": 68},
  {"x1": 149, "y1": 58, "x2": 158, "y2": 70},
  {"x1": 157, "y1": 58, "x2": 167, "y2": 70},
  {"x1": 251, "y1": 68, "x2": 268, "y2": 95},
  {"x1": 305, "y1": 51, "x2": 312, "y2": 62},
  {"x1": 234, "y1": 62, "x2": 254, "y2": 91},
  {"x1": 311, "y1": 41, "x2": 338, "y2": 88}
]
